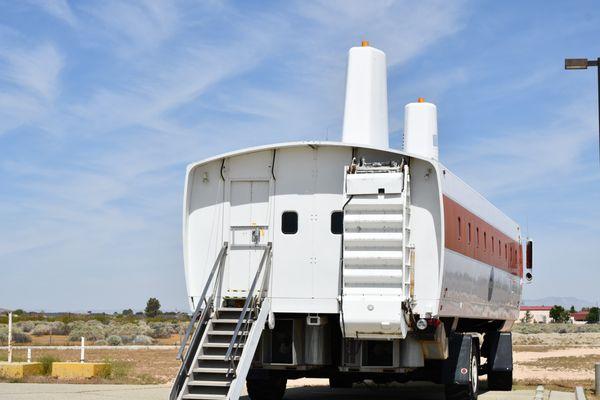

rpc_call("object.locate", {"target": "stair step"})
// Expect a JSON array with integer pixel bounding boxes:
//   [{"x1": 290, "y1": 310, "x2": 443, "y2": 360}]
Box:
[
  {"x1": 203, "y1": 342, "x2": 244, "y2": 348},
  {"x1": 182, "y1": 395, "x2": 226, "y2": 400},
  {"x1": 217, "y1": 307, "x2": 245, "y2": 312},
  {"x1": 208, "y1": 330, "x2": 247, "y2": 336},
  {"x1": 193, "y1": 367, "x2": 229, "y2": 374},
  {"x1": 188, "y1": 380, "x2": 231, "y2": 387},
  {"x1": 198, "y1": 355, "x2": 240, "y2": 361},
  {"x1": 211, "y1": 319, "x2": 252, "y2": 323},
  {"x1": 345, "y1": 232, "x2": 403, "y2": 242}
]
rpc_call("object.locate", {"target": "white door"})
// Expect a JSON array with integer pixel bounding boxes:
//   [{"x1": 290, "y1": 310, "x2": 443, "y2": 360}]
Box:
[{"x1": 225, "y1": 180, "x2": 270, "y2": 297}]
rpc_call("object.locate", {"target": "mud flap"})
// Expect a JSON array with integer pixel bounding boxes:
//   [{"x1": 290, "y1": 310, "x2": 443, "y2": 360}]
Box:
[
  {"x1": 486, "y1": 332, "x2": 512, "y2": 372},
  {"x1": 442, "y1": 333, "x2": 473, "y2": 385}
]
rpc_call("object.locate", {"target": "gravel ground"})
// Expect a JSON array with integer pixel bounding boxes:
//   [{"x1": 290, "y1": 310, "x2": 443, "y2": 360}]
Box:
[{"x1": 0, "y1": 382, "x2": 574, "y2": 400}]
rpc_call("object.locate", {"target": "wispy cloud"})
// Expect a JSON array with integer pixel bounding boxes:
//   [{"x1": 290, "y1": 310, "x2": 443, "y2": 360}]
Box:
[
  {"x1": 0, "y1": 43, "x2": 64, "y2": 99},
  {"x1": 30, "y1": 0, "x2": 77, "y2": 27}
]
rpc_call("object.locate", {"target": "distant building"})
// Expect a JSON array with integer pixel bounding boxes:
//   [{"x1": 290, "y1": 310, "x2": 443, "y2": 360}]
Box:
[
  {"x1": 570, "y1": 311, "x2": 589, "y2": 325},
  {"x1": 518, "y1": 306, "x2": 552, "y2": 323}
]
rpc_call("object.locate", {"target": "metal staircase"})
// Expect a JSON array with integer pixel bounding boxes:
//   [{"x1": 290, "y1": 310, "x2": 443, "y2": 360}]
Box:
[
  {"x1": 340, "y1": 161, "x2": 411, "y2": 339},
  {"x1": 170, "y1": 243, "x2": 272, "y2": 400}
]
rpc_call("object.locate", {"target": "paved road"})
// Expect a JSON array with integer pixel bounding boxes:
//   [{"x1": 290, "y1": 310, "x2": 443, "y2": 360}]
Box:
[{"x1": 0, "y1": 383, "x2": 575, "y2": 400}]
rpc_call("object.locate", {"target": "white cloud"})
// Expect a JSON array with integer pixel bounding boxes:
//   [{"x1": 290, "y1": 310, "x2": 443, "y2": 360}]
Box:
[
  {"x1": 31, "y1": 0, "x2": 77, "y2": 26},
  {"x1": 1, "y1": 43, "x2": 64, "y2": 100}
]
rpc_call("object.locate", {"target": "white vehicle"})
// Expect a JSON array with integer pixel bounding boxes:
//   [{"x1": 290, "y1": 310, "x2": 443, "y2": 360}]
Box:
[{"x1": 170, "y1": 42, "x2": 533, "y2": 400}]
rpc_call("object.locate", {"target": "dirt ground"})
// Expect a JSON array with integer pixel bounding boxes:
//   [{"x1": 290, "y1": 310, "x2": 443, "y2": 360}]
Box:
[{"x1": 1, "y1": 333, "x2": 598, "y2": 392}]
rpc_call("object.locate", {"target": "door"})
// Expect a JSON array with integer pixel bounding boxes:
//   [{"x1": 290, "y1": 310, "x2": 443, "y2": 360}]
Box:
[{"x1": 225, "y1": 180, "x2": 270, "y2": 297}]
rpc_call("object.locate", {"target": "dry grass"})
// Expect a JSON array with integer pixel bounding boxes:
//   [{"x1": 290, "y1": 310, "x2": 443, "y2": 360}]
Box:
[{"x1": 0, "y1": 348, "x2": 180, "y2": 384}]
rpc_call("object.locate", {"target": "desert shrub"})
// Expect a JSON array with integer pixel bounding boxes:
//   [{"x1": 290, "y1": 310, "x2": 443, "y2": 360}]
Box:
[
  {"x1": 16, "y1": 321, "x2": 35, "y2": 333},
  {"x1": 107, "y1": 335, "x2": 123, "y2": 346},
  {"x1": 68, "y1": 320, "x2": 106, "y2": 341},
  {"x1": 132, "y1": 335, "x2": 154, "y2": 345},
  {"x1": 32, "y1": 324, "x2": 52, "y2": 336},
  {"x1": 95, "y1": 339, "x2": 108, "y2": 346},
  {"x1": 50, "y1": 321, "x2": 67, "y2": 335},
  {"x1": 149, "y1": 322, "x2": 175, "y2": 339},
  {"x1": 39, "y1": 355, "x2": 60, "y2": 375},
  {"x1": 0, "y1": 325, "x2": 31, "y2": 344}
]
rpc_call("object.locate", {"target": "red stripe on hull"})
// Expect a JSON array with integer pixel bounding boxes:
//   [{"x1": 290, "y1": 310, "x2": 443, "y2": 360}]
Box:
[{"x1": 443, "y1": 195, "x2": 522, "y2": 277}]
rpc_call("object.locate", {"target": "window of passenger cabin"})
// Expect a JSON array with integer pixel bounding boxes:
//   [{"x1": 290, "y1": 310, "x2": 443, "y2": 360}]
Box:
[
  {"x1": 281, "y1": 211, "x2": 298, "y2": 234},
  {"x1": 484, "y1": 232, "x2": 487, "y2": 250},
  {"x1": 457, "y1": 217, "x2": 462, "y2": 240},
  {"x1": 492, "y1": 236, "x2": 495, "y2": 253},
  {"x1": 467, "y1": 223, "x2": 472, "y2": 244},
  {"x1": 331, "y1": 211, "x2": 343, "y2": 234},
  {"x1": 505, "y1": 244, "x2": 508, "y2": 260},
  {"x1": 476, "y1": 227, "x2": 480, "y2": 248},
  {"x1": 498, "y1": 240, "x2": 501, "y2": 257}
]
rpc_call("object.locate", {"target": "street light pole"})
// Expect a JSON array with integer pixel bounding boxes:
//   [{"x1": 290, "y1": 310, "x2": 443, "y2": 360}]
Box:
[{"x1": 565, "y1": 57, "x2": 600, "y2": 164}]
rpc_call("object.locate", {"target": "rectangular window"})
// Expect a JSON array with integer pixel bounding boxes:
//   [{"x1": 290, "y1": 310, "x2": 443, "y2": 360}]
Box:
[
  {"x1": 467, "y1": 222, "x2": 471, "y2": 245},
  {"x1": 476, "y1": 227, "x2": 479, "y2": 248},
  {"x1": 457, "y1": 217, "x2": 462, "y2": 240},
  {"x1": 505, "y1": 244, "x2": 508, "y2": 260},
  {"x1": 498, "y1": 240, "x2": 501, "y2": 257},
  {"x1": 492, "y1": 236, "x2": 495, "y2": 253},
  {"x1": 281, "y1": 211, "x2": 298, "y2": 234},
  {"x1": 484, "y1": 232, "x2": 487, "y2": 250},
  {"x1": 331, "y1": 211, "x2": 343, "y2": 234}
]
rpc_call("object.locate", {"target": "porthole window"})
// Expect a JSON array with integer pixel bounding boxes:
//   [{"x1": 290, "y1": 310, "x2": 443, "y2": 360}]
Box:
[
  {"x1": 281, "y1": 211, "x2": 298, "y2": 234},
  {"x1": 331, "y1": 211, "x2": 343, "y2": 234}
]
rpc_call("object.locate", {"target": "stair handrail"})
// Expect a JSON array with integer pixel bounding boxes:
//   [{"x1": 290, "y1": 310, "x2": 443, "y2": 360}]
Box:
[
  {"x1": 224, "y1": 242, "x2": 272, "y2": 369},
  {"x1": 177, "y1": 242, "x2": 228, "y2": 360},
  {"x1": 170, "y1": 242, "x2": 228, "y2": 400}
]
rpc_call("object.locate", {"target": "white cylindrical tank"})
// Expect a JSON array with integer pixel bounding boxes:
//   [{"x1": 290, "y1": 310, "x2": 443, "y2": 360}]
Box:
[
  {"x1": 403, "y1": 100, "x2": 439, "y2": 159},
  {"x1": 342, "y1": 43, "x2": 389, "y2": 148}
]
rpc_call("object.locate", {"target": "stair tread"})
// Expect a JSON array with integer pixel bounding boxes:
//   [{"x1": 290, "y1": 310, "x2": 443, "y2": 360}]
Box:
[
  {"x1": 204, "y1": 342, "x2": 244, "y2": 348},
  {"x1": 217, "y1": 307, "x2": 245, "y2": 311},
  {"x1": 188, "y1": 380, "x2": 231, "y2": 387},
  {"x1": 208, "y1": 330, "x2": 247, "y2": 336},
  {"x1": 211, "y1": 318, "x2": 252, "y2": 323},
  {"x1": 182, "y1": 395, "x2": 226, "y2": 400},
  {"x1": 198, "y1": 355, "x2": 240, "y2": 360},
  {"x1": 193, "y1": 367, "x2": 230, "y2": 373}
]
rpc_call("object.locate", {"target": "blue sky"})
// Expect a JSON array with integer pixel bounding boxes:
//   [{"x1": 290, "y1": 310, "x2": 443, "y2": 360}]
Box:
[{"x1": 0, "y1": 1, "x2": 599, "y2": 312}]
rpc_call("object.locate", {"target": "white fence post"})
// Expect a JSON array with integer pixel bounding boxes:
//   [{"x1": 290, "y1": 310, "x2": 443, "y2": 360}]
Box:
[
  {"x1": 7, "y1": 312, "x2": 12, "y2": 363},
  {"x1": 80, "y1": 337, "x2": 85, "y2": 363},
  {"x1": 27, "y1": 348, "x2": 32, "y2": 363}
]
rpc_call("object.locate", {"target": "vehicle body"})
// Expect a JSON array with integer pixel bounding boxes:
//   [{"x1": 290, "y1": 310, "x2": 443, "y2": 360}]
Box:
[{"x1": 172, "y1": 43, "x2": 533, "y2": 400}]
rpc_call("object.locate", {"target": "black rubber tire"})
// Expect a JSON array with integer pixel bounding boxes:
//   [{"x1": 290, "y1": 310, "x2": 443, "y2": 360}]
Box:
[
  {"x1": 487, "y1": 370, "x2": 513, "y2": 391},
  {"x1": 246, "y1": 377, "x2": 287, "y2": 400},
  {"x1": 329, "y1": 376, "x2": 354, "y2": 388},
  {"x1": 444, "y1": 341, "x2": 479, "y2": 400}
]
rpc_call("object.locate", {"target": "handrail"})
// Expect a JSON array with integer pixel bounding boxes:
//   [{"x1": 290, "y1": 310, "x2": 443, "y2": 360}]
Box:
[
  {"x1": 169, "y1": 243, "x2": 228, "y2": 400},
  {"x1": 224, "y1": 242, "x2": 272, "y2": 365},
  {"x1": 177, "y1": 242, "x2": 228, "y2": 360}
]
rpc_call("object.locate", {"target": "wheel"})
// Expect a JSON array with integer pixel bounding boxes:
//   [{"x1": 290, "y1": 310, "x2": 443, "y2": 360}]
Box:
[
  {"x1": 445, "y1": 341, "x2": 479, "y2": 400},
  {"x1": 329, "y1": 376, "x2": 354, "y2": 388},
  {"x1": 247, "y1": 376, "x2": 287, "y2": 400},
  {"x1": 487, "y1": 370, "x2": 512, "y2": 391}
]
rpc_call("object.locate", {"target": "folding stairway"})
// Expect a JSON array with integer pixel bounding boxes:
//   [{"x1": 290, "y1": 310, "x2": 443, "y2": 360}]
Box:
[
  {"x1": 170, "y1": 243, "x2": 272, "y2": 400},
  {"x1": 341, "y1": 161, "x2": 411, "y2": 339}
]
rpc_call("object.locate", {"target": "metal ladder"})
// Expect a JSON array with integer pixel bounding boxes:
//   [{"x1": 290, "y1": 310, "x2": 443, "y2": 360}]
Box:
[{"x1": 170, "y1": 243, "x2": 272, "y2": 400}]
